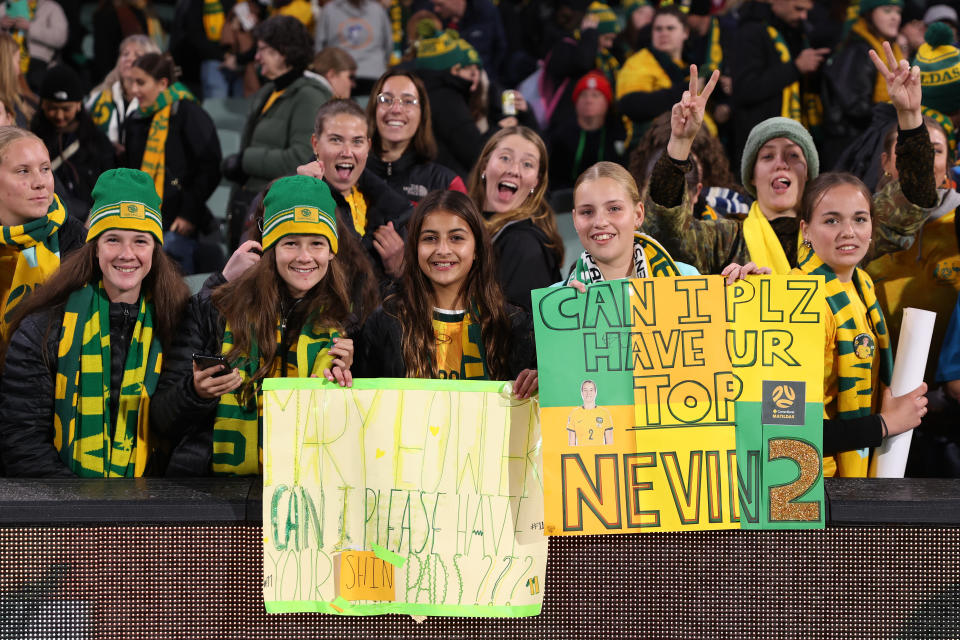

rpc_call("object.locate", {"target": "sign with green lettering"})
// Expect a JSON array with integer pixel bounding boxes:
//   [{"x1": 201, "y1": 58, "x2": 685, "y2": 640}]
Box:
[
  {"x1": 261, "y1": 378, "x2": 547, "y2": 616},
  {"x1": 533, "y1": 276, "x2": 826, "y2": 534}
]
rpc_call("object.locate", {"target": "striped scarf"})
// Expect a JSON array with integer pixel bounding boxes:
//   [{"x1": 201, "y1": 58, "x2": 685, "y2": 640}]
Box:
[
  {"x1": 138, "y1": 83, "x2": 196, "y2": 202},
  {"x1": 88, "y1": 86, "x2": 117, "y2": 133},
  {"x1": 700, "y1": 17, "x2": 723, "y2": 78},
  {"x1": 742, "y1": 201, "x2": 803, "y2": 275},
  {"x1": 0, "y1": 196, "x2": 67, "y2": 344},
  {"x1": 567, "y1": 231, "x2": 681, "y2": 285},
  {"x1": 213, "y1": 317, "x2": 339, "y2": 475},
  {"x1": 767, "y1": 25, "x2": 822, "y2": 129},
  {"x1": 797, "y1": 250, "x2": 892, "y2": 478},
  {"x1": 54, "y1": 282, "x2": 161, "y2": 477},
  {"x1": 203, "y1": 0, "x2": 224, "y2": 41}
]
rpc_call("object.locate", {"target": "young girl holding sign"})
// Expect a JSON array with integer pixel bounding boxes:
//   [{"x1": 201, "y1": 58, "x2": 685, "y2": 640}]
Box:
[
  {"x1": 566, "y1": 161, "x2": 698, "y2": 292},
  {"x1": 794, "y1": 173, "x2": 927, "y2": 477},
  {"x1": 150, "y1": 175, "x2": 354, "y2": 476},
  {"x1": 355, "y1": 190, "x2": 538, "y2": 398}
]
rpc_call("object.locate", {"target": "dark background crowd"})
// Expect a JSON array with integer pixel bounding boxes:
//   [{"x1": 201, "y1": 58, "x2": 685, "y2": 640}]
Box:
[{"x1": 1, "y1": 0, "x2": 960, "y2": 478}]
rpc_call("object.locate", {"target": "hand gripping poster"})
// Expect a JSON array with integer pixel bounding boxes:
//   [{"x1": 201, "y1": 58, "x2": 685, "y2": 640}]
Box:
[
  {"x1": 261, "y1": 378, "x2": 547, "y2": 616},
  {"x1": 533, "y1": 275, "x2": 826, "y2": 534}
]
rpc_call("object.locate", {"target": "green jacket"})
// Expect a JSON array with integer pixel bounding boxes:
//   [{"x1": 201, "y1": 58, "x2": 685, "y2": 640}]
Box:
[{"x1": 240, "y1": 75, "x2": 332, "y2": 192}]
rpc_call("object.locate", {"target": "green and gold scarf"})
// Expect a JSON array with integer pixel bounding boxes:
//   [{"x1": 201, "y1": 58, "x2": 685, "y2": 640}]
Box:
[
  {"x1": 797, "y1": 250, "x2": 892, "y2": 477},
  {"x1": 567, "y1": 231, "x2": 681, "y2": 284},
  {"x1": 700, "y1": 17, "x2": 723, "y2": 78},
  {"x1": 212, "y1": 317, "x2": 339, "y2": 475},
  {"x1": 138, "y1": 82, "x2": 196, "y2": 202},
  {"x1": 54, "y1": 281, "x2": 161, "y2": 477},
  {"x1": 203, "y1": 0, "x2": 224, "y2": 41},
  {"x1": 767, "y1": 25, "x2": 822, "y2": 130},
  {"x1": 0, "y1": 195, "x2": 68, "y2": 343},
  {"x1": 9, "y1": 0, "x2": 35, "y2": 74},
  {"x1": 89, "y1": 86, "x2": 116, "y2": 133}
]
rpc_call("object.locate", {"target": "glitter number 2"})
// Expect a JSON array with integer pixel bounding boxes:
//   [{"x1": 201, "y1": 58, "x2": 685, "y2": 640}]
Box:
[{"x1": 767, "y1": 438, "x2": 821, "y2": 522}]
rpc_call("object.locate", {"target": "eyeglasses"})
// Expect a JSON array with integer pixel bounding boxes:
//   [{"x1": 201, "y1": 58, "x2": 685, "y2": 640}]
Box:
[{"x1": 376, "y1": 93, "x2": 419, "y2": 109}]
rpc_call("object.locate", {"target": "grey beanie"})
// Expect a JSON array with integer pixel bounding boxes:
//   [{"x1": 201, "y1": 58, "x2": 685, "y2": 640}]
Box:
[{"x1": 740, "y1": 117, "x2": 820, "y2": 197}]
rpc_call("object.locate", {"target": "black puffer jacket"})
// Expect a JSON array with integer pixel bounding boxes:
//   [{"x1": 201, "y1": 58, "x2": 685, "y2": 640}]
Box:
[
  {"x1": 366, "y1": 149, "x2": 466, "y2": 203},
  {"x1": 149, "y1": 284, "x2": 224, "y2": 477},
  {"x1": 122, "y1": 99, "x2": 222, "y2": 232},
  {"x1": 0, "y1": 301, "x2": 142, "y2": 477},
  {"x1": 151, "y1": 279, "x2": 346, "y2": 476},
  {"x1": 487, "y1": 217, "x2": 562, "y2": 311},
  {"x1": 330, "y1": 170, "x2": 414, "y2": 282},
  {"x1": 355, "y1": 301, "x2": 536, "y2": 379}
]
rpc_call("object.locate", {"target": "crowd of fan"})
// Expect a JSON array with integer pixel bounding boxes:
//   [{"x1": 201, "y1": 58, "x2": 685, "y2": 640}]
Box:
[{"x1": 0, "y1": 0, "x2": 959, "y2": 479}]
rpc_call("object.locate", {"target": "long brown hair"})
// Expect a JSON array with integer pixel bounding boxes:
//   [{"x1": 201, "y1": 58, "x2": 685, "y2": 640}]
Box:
[
  {"x1": 466, "y1": 126, "x2": 564, "y2": 263},
  {"x1": 387, "y1": 190, "x2": 513, "y2": 380},
  {"x1": 211, "y1": 239, "x2": 352, "y2": 404},
  {"x1": 365, "y1": 68, "x2": 438, "y2": 162},
  {"x1": 1, "y1": 241, "x2": 189, "y2": 365}
]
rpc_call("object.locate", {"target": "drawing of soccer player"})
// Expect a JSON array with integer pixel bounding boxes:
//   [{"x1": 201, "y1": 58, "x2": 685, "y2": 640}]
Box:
[{"x1": 566, "y1": 380, "x2": 614, "y2": 445}]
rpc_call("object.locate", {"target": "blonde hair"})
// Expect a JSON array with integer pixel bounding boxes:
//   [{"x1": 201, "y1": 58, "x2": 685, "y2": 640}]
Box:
[
  {"x1": 0, "y1": 126, "x2": 44, "y2": 164},
  {"x1": 0, "y1": 34, "x2": 28, "y2": 122},
  {"x1": 91, "y1": 35, "x2": 161, "y2": 95},
  {"x1": 466, "y1": 126, "x2": 564, "y2": 262},
  {"x1": 574, "y1": 161, "x2": 642, "y2": 206}
]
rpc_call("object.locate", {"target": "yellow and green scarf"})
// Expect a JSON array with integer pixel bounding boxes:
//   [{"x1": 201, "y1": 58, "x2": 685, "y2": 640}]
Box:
[
  {"x1": 742, "y1": 201, "x2": 803, "y2": 275},
  {"x1": 138, "y1": 82, "x2": 196, "y2": 202},
  {"x1": 0, "y1": 196, "x2": 68, "y2": 343},
  {"x1": 54, "y1": 281, "x2": 161, "y2": 477},
  {"x1": 567, "y1": 231, "x2": 681, "y2": 284},
  {"x1": 89, "y1": 86, "x2": 116, "y2": 133},
  {"x1": 797, "y1": 250, "x2": 892, "y2": 477},
  {"x1": 9, "y1": 0, "x2": 36, "y2": 74},
  {"x1": 850, "y1": 18, "x2": 903, "y2": 104},
  {"x1": 203, "y1": 0, "x2": 224, "y2": 41},
  {"x1": 212, "y1": 318, "x2": 339, "y2": 475},
  {"x1": 700, "y1": 17, "x2": 723, "y2": 78},
  {"x1": 767, "y1": 25, "x2": 822, "y2": 129}
]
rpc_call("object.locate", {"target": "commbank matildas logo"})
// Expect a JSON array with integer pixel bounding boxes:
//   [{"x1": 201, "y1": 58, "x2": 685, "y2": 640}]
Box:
[
  {"x1": 762, "y1": 380, "x2": 806, "y2": 425},
  {"x1": 119, "y1": 202, "x2": 145, "y2": 219},
  {"x1": 294, "y1": 207, "x2": 319, "y2": 223}
]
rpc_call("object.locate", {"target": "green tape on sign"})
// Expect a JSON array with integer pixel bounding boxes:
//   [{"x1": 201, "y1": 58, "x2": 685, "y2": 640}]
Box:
[{"x1": 371, "y1": 543, "x2": 406, "y2": 568}]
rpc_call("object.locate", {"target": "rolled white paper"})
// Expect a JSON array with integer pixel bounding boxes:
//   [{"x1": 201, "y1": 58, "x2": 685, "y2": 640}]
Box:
[{"x1": 873, "y1": 307, "x2": 937, "y2": 478}]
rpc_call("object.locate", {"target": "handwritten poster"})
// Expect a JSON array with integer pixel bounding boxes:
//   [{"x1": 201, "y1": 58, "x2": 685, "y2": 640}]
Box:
[
  {"x1": 533, "y1": 276, "x2": 826, "y2": 535},
  {"x1": 261, "y1": 378, "x2": 547, "y2": 617}
]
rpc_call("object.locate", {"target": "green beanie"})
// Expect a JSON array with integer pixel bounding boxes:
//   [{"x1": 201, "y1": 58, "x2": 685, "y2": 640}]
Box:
[
  {"x1": 623, "y1": 0, "x2": 651, "y2": 11},
  {"x1": 587, "y1": 2, "x2": 619, "y2": 35},
  {"x1": 261, "y1": 176, "x2": 339, "y2": 253},
  {"x1": 859, "y1": 0, "x2": 903, "y2": 16},
  {"x1": 916, "y1": 22, "x2": 960, "y2": 116},
  {"x1": 415, "y1": 26, "x2": 480, "y2": 71},
  {"x1": 740, "y1": 117, "x2": 820, "y2": 198},
  {"x1": 86, "y1": 169, "x2": 164, "y2": 244}
]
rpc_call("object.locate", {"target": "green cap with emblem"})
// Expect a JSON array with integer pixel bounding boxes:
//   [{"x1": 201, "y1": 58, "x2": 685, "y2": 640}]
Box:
[
  {"x1": 86, "y1": 168, "x2": 164, "y2": 244},
  {"x1": 261, "y1": 175, "x2": 339, "y2": 253}
]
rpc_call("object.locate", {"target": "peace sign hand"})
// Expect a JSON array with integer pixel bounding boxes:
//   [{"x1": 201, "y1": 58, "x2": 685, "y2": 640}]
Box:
[
  {"x1": 667, "y1": 65, "x2": 720, "y2": 162},
  {"x1": 869, "y1": 41, "x2": 922, "y2": 129}
]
